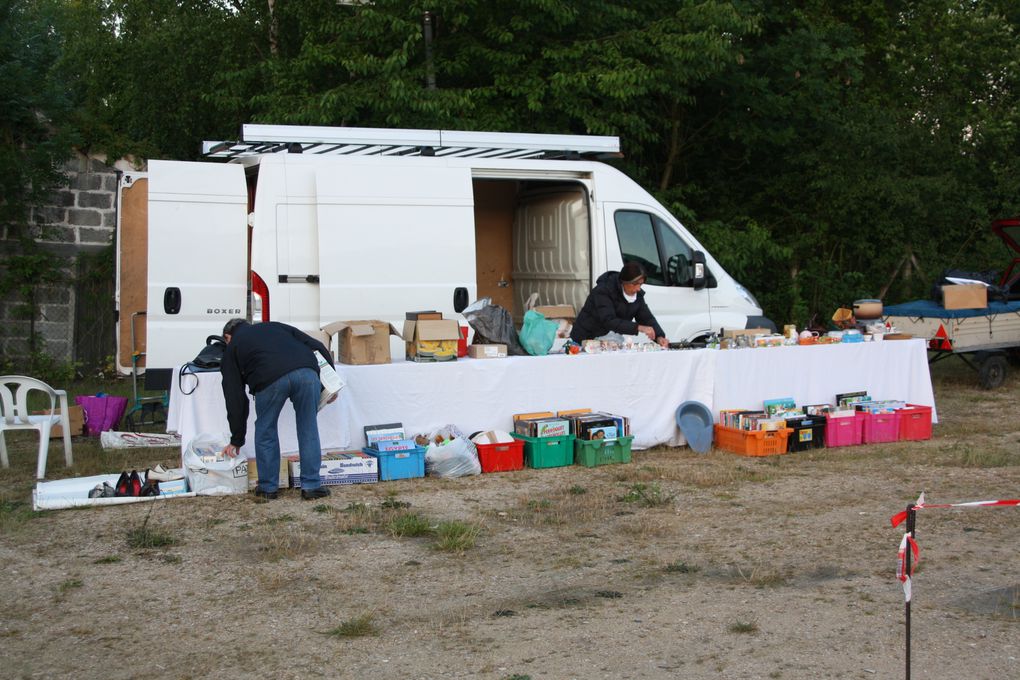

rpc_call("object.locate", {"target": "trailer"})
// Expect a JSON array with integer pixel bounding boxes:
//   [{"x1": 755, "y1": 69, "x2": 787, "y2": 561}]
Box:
[
  {"x1": 882, "y1": 299, "x2": 1020, "y2": 388},
  {"x1": 882, "y1": 218, "x2": 1020, "y2": 389}
]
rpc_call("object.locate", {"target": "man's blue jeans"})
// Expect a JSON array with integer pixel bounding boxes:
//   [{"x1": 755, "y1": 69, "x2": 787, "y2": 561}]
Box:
[{"x1": 253, "y1": 367, "x2": 322, "y2": 492}]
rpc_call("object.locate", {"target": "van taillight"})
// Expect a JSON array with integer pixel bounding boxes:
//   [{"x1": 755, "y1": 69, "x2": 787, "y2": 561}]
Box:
[{"x1": 251, "y1": 271, "x2": 270, "y2": 322}]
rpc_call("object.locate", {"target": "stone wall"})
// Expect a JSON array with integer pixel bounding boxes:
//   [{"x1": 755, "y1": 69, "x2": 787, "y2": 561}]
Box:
[{"x1": 0, "y1": 152, "x2": 123, "y2": 367}]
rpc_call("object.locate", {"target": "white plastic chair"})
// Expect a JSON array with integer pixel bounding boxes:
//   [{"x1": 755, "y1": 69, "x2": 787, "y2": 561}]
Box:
[{"x1": 0, "y1": 376, "x2": 74, "y2": 479}]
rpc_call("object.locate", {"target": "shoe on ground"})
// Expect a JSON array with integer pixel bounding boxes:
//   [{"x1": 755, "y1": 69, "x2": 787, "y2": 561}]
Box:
[
  {"x1": 253, "y1": 489, "x2": 278, "y2": 501},
  {"x1": 114, "y1": 471, "x2": 131, "y2": 497},
  {"x1": 301, "y1": 487, "x2": 331, "y2": 501},
  {"x1": 147, "y1": 464, "x2": 184, "y2": 482}
]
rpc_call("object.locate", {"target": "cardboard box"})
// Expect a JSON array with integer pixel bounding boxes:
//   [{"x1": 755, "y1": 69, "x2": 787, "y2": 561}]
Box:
[
  {"x1": 247, "y1": 455, "x2": 297, "y2": 489},
  {"x1": 942, "y1": 284, "x2": 987, "y2": 310},
  {"x1": 323, "y1": 320, "x2": 401, "y2": 365},
  {"x1": 290, "y1": 451, "x2": 378, "y2": 486},
  {"x1": 405, "y1": 310, "x2": 443, "y2": 320},
  {"x1": 157, "y1": 478, "x2": 189, "y2": 496},
  {"x1": 722, "y1": 328, "x2": 771, "y2": 339},
  {"x1": 402, "y1": 318, "x2": 460, "y2": 362},
  {"x1": 533, "y1": 304, "x2": 576, "y2": 320},
  {"x1": 467, "y1": 343, "x2": 507, "y2": 359},
  {"x1": 32, "y1": 405, "x2": 85, "y2": 438}
]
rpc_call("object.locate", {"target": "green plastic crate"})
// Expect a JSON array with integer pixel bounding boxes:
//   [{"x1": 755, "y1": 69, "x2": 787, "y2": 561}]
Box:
[
  {"x1": 574, "y1": 435, "x2": 634, "y2": 467},
  {"x1": 510, "y1": 433, "x2": 575, "y2": 469}
]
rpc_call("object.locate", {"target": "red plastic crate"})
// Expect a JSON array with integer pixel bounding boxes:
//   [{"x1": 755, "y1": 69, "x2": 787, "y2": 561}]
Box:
[
  {"x1": 861, "y1": 410, "x2": 900, "y2": 444},
  {"x1": 713, "y1": 424, "x2": 792, "y2": 457},
  {"x1": 825, "y1": 412, "x2": 863, "y2": 447},
  {"x1": 898, "y1": 404, "x2": 933, "y2": 441},
  {"x1": 475, "y1": 439, "x2": 524, "y2": 473}
]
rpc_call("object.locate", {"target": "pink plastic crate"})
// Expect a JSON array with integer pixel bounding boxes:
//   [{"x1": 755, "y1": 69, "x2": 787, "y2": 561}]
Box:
[
  {"x1": 861, "y1": 411, "x2": 900, "y2": 444},
  {"x1": 825, "y1": 412, "x2": 863, "y2": 447}
]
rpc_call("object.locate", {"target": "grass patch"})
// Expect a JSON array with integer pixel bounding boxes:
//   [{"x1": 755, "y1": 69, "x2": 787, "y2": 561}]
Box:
[
  {"x1": 94, "y1": 555, "x2": 121, "y2": 564},
  {"x1": 568, "y1": 485, "x2": 587, "y2": 495},
  {"x1": 311, "y1": 504, "x2": 332, "y2": 514},
  {"x1": 58, "y1": 578, "x2": 83, "y2": 594},
  {"x1": 933, "y1": 445, "x2": 1016, "y2": 468},
  {"x1": 665, "y1": 560, "x2": 700, "y2": 574},
  {"x1": 321, "y1": 613, "x2": 378, "y2": 639},
  {"x1": 619, "y1": 482, "x2": 674, "y2": 507},
  {"x1": 126, "y1": 526, "x2": 178, "y2": 549},
  {"x1": 380, "y1": 496, "x2": 411, "y2": 510},
  {"x1": 252, "y1": 531, "x2": 316, "y2": 562},
  {"x1": 728, "y1": 621, "x2": 759, "y2": 634},
  {"x1": 432, "y1": 520, "x2": 479, "y2": 552},
  {"x1": 0, "y1": 499, "x2": 37, "y2": 534},
  {"x1": 265, "y1": 514, "x2": 297, "y2": 525},
  {"x1": 386, "y1": 512, "x2": 433, "y2": 538}
]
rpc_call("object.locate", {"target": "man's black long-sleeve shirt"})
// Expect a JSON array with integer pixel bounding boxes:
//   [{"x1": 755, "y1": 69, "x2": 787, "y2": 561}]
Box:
[{"x1": 220, "y1": 322, "x2": 333, "y2": 447}]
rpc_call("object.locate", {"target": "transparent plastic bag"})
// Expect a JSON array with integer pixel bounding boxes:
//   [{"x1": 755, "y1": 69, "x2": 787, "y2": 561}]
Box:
[
  {"x1": 518, "y1": 310, "x2": 558, "y2": 356},
  {"x1": 182, "y1": 433, "x2": 248, "y2": 496},
  {"x1": 462, "y1": 297, "x2": 528, "y2": 356},
  {"x1": 423, "y1": 425, "x2": 481, "y2": 478}
]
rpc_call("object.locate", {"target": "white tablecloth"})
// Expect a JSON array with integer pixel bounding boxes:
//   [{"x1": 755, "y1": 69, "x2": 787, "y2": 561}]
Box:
[
  {"x1": 166, "y1": 368, "x2": 346, "y2": 458},
  {"x1": 335, "y1": 350, "x2": 717, "y2": 450},
  {"x1": 166, "y1": 339, "x2": 936, "y2": 453},
  {"x1": 713, "y1": 338, "x2": 937, "y2": 420}
]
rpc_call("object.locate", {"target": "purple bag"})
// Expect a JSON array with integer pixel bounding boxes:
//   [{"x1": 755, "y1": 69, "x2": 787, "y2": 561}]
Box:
[{"x1": 75, "y1": 395, "x2": 129, "y2": 436}]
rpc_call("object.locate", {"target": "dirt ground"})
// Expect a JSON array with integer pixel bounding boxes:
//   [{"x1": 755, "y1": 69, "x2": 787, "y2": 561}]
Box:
[{"x1": 1, "y1": 361, "x2": 1017, "y2": 680}]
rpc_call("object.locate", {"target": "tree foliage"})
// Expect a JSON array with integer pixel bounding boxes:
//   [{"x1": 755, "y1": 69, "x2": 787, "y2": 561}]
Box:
[{"x1": 18, "y1": 0, "x2": 1020, "y2": 326}]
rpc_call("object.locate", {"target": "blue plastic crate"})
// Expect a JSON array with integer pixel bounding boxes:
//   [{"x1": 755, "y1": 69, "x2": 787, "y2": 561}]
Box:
[{"x1": 362, "y1": 445, "x2": 426, "y2": 481}]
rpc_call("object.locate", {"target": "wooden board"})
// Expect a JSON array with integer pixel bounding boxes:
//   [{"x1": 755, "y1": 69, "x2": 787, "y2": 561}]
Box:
[
  {"x1": 473, "y1": 180, "x2": 517, "y2": 314},
  {"x1": 118, "y1": 177, "x2": 148, "y2": 370}
]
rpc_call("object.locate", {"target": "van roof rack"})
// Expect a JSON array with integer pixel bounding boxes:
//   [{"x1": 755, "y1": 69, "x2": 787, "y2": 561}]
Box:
[{"x1": 203, "y1": 124, "x2": 621, "y2": 161}]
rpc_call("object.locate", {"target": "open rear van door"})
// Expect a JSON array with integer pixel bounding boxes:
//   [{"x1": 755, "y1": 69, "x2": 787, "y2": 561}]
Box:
[
  {"x1": 145, "y1": 160, "x2": 248, "y2": 370},
  {"x1": 314, "y1": 162, "x2": 476, "y2": 359}
]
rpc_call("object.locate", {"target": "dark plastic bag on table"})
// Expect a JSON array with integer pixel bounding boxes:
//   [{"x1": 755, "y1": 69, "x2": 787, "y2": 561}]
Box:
[{"x1": 462, "y1": 298, "x2": 528, "y2": 356}]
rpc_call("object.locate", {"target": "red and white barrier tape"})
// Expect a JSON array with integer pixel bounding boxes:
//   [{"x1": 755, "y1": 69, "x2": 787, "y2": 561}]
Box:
[
  {"x1": 890, "y1": 491, "x2": 1019, "y2": 528},
  {"x1": 890, "y1": 492, "x2": 1018, "y2": 602}
]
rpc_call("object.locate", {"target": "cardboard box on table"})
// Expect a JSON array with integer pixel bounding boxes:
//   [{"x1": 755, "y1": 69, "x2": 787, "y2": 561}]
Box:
[
  {"x1": 941, "y1": 284, "x2": 987, "y2": 310},
  {"x1": 533, "y1": 305, "x2": 576, "y2": 321},
  {"x1": 323, "y1": 320, "x2": 401, "y2": 365},
  {"x1": 468, "y1": 344, "x2": 507, "y2": 359},
  {"x1": 722, "y1": 328, "x2": 771, "y2": 340},
  {"x1": 402, "y1": 318, "x2": 460, "y2": 362},
  {"x1": 32, "y1": 405, "x2": 85, "y2": 438}
]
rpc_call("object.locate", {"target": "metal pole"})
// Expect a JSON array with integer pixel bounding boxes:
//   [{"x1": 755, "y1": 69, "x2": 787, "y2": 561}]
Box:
[
  {"x1": 423, "y1": 11, "x2": 436, "y2": 90},
  {"x1": 904, "y1": 505, "x2": 916, "y2": 680}
]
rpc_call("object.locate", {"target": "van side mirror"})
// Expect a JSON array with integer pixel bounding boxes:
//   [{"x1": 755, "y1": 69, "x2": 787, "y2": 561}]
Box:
[
  {"x1": 691, "y1": 251, "x2": 707, "y2": 290},
  {"x1": 453, "y1": 287, "x2": 469, "y2": 314}
]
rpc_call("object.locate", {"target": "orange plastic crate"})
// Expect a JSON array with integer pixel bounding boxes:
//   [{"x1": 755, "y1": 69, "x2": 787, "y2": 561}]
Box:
[{"x1": 714, "y1": 424, "x2": 792, "y2": 457}]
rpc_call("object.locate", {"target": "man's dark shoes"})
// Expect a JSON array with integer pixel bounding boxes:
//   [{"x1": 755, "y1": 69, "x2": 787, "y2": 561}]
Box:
[
  {"x1": 253, "y1": 489, "x2": 278, "y2": 501},
  {"x1": 301, "y1": 487, "x2": 331, "y2": 501}
]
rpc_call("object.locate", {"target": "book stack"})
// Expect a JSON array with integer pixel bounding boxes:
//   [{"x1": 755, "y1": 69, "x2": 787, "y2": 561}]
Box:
[
  {"x1": 363, "y1": 422, "x2": 416, "y2": 451},
  {"x1": 561, "y1": 411, "x2": 631, "y2": 441},
  {"x1": 513, "y1": 416, "x2": 570, "y2": 438}
]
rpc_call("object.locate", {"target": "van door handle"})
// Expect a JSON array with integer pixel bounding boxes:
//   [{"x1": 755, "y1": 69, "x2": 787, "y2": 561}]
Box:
[
  {"x1": 163, "y1": 287, "x2": 181, "y2": 315},
  {"x1": 453, "y1": 287, "x2": 469, "y2": 313}
]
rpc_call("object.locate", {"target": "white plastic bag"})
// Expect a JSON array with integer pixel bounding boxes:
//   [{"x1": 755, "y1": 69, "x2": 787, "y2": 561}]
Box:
[
  {"x1": 183, "y1": 433, "x2": 248, "y2": 496},
  {"x1": 423, "y1": 425, "x2": 481, "y2": 478}
]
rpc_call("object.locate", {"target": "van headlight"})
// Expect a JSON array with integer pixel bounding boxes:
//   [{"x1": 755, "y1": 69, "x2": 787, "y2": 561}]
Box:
[{"x1": 735, "y1": 283, "x2": 762, "y2": 312}]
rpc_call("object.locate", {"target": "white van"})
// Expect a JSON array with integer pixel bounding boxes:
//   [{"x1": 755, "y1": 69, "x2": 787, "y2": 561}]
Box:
[{"x1": 116, "y1": 125, "x2": 771, "y2": 375}]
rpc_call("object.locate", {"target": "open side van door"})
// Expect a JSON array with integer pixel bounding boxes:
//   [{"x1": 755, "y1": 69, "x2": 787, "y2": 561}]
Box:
[
  {"x1": 604, "y1": 203, "x2": 714, "y2": 342},
  {"x1": 314, "y1": 162, "x2": 476, "y2": 359},
  {"x1": 146, "y1": 160, "x2": 248, "y2": 370}
]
